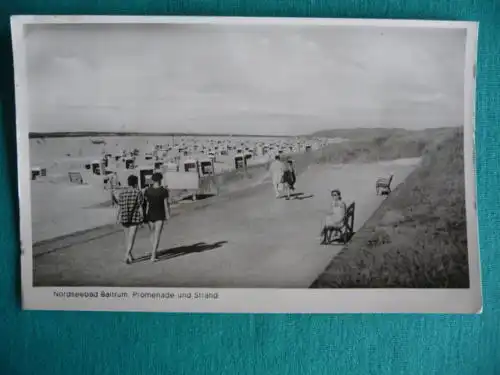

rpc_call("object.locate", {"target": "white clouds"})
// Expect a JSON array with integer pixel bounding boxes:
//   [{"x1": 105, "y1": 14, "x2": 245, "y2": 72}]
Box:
[{"x1": 25, "y1": 23, "x2": 466, "y2": 134}]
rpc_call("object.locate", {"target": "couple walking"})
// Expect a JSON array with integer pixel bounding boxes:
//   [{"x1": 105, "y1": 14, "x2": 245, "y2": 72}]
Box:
[
  {"x1": 269, "y1": 155, "x2": 296, "y2": 199},
  {"x1": 117, "y1": 172, "x2": 171, "y2": 264}
]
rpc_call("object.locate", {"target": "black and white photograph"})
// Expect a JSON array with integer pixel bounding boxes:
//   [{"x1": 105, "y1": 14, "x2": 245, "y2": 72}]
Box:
[{"x1": 12, "y1": 16, "x2": 481, "y2": 313}]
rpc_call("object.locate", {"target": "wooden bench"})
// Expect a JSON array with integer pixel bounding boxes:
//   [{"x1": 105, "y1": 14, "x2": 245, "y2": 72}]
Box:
[
  {"x1": 375, "y1": 174, "x2": 394, "y2": 195},
  {"x1": 320, "y1": 202, "x2": 355, "y2": 245}
]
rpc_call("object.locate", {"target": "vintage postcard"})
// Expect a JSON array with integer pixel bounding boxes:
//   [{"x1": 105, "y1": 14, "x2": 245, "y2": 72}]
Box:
[{"x1": 12, "y1": 16, "x2": 481, "y2": 313}]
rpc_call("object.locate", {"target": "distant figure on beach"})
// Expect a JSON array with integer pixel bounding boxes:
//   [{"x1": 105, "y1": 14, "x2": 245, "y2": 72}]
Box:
[
  {"x1": 144, "y1": 172, "x2": 171, "y2": 262},
  {"x1": 109, "y1": 172, "x2": 119, "y2": 207},
  {"x1": 117, "y1": 175, "x2": 144, "y2": 264},
  {"x1": 269, "y1": 155, "x2": 285, "y2": 198},
  {"x1": 321, "y1": 189, "x2": 347, "y2": 244}
]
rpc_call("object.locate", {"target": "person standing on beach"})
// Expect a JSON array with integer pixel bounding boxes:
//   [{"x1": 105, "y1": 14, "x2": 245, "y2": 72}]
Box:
[
  {"x1": 144, "y1": 172, "x2": 171, "y2": 262},
  {"x1": 109, "y1": 172, "x2": 119, "y2": 207},
  {"x1": 117, "y1": 175, "x2": 144, "y2": 264},
  {"x1": 269, "y1": 155, "x2": 285, "y2": 198}
]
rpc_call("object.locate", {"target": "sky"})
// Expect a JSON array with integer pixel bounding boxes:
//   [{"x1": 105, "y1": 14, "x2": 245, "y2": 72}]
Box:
[{"x1": 24, "y1": 22, "x2": 467, "y2": 135}]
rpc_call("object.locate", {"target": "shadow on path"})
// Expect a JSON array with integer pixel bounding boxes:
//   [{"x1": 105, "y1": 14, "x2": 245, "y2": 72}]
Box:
[
  {"x1": 320, "y1": 232, "x2": 357, "y2": 246},
  {"x1": 180, "y1": 194, "x2": 216, "y2": 201},
  {"x1": 133, "y1": 241, "x2": 228, "y2": 263},
  {"x1": 293, "y1": 194, "x2": 314, "y2": 200},
  {"x1": 280, "y1": 192, "x2": 315, "y2": 200}
]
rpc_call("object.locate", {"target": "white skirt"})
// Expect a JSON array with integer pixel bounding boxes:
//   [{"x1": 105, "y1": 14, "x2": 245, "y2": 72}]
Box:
[{"x1": 325, "y1": 214, "x2": 343, "y2": 228}]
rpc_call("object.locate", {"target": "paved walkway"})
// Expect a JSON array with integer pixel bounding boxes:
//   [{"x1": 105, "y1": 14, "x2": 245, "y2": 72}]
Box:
[{"x1": 33, "y1": 159, "x2": 419, "y2": 288}]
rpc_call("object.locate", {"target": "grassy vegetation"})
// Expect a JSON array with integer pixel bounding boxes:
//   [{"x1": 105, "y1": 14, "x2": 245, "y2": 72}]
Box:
[
  {"x1": 311, "y1": 127, "x2": 456, "y2": 165},
  {"x1": 310, "y1": 126, "x2": 454, "y2": 141},
  {"x1": 311, "y1": 127, "x2": 469, "y2": 288}
]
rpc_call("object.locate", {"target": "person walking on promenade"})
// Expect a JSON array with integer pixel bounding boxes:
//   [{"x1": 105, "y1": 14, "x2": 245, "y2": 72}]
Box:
[
  {"x1": 269, "y1": 155, "x2": 285, "y2": 198},
  {"x1": 117, "y1": 175, "x2": 144, "y2": 264},
  {"x1": 281, "y1": 160, "x2": 293, "y2": 200},
  {"x1": 287, "y1": 159, "x2": 297, "y2": 191},
  {"x1": 282, "y1": 158, "x2": 297, "y2": 199},
  {"x1": 144, "y1": 172, "x2": 171, "y2": 262}
]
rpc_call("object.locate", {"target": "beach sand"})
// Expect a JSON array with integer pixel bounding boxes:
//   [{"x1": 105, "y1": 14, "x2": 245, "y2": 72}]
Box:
[{"x1": 31, "y1": 181, "x2": 116, "y2": 243}]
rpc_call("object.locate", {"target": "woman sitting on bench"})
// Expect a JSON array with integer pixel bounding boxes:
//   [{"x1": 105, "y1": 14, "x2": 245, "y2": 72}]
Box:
[{"x1": 321, "y1": 189, "x2": 347, "y2": 244}]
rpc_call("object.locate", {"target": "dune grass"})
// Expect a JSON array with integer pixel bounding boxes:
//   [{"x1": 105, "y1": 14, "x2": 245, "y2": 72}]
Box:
[
  {"x1": 312, "y1": 127, "x2": 455, "y2": 165},
  {"x1": 311, "y1": 127, "x2": 469, "y2": 288}
]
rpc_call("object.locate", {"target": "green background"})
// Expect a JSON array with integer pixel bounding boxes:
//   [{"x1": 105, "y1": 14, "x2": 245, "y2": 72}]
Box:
[{"x1": 1, "y1": 1, "x2": 498, "y2": 374}]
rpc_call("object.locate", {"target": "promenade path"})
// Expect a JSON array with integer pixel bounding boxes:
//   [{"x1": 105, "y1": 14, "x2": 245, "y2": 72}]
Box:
[{"x1": 33, "y1": 158, "x2": 419, "y2": 288}]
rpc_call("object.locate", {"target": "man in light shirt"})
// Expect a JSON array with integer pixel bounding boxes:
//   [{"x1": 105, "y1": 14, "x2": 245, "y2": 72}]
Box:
[{"x1": 269, "y1": 155, "x2": 285, "y2": 198}]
